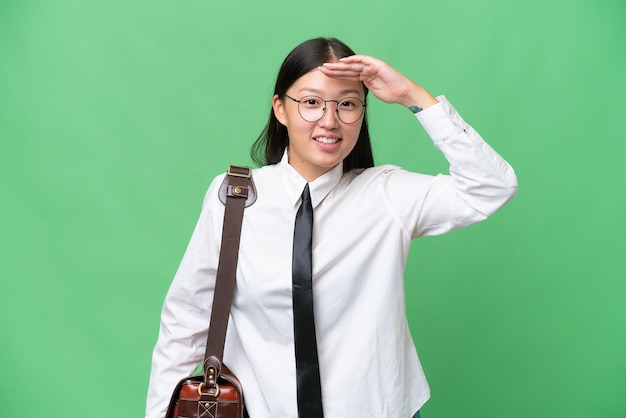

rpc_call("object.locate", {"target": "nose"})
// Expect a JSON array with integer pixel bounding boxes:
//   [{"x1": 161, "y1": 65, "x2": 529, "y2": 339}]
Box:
[{"x1": 318, "y1": 101, "x2": 340, "y2": 129}]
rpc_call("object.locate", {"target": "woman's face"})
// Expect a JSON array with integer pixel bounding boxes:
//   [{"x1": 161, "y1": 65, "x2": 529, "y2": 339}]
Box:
[{"x1": 273, "y1": 67, "x2": 365, "y2": 181}]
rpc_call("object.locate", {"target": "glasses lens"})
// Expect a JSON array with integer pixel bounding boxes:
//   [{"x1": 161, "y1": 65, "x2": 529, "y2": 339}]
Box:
[
  {"x1": 336, "y1": 97, "x2": 364, "y2": 124},
  {"x1": 298, "y1": 96, "x2": 325, "y2": 122},
  {"x1": 296, "y1": 96, "x2": 365, "y2": 124}
]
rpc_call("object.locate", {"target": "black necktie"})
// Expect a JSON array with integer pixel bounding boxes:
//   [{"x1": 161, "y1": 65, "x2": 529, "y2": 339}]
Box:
[{"x1": 292, "y1": 184, "x2": 324, "y2": 418}]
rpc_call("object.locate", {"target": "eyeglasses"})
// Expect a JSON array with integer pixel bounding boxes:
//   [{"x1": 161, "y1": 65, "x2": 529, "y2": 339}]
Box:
[{"x1": 284, "y1": 94, "x2": 366, "y2": 124}]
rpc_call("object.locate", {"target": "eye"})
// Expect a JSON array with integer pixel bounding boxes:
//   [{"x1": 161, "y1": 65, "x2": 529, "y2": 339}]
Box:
[
  {"x1": 301, "y1": 96, "x2": 323, "y2": 108},
  {"x1": 339, "y1": 98, "x2": 360, "y2": 110}
]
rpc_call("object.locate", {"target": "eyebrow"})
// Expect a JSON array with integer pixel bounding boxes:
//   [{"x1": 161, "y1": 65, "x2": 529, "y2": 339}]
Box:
[{"x1": 297, "y1": 87, "x2": 363, "y2": 97}]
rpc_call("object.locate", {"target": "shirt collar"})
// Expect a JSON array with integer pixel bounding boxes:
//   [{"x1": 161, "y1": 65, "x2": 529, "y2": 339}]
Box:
[{"x1": 278, "y1": 149, "x2": 343, "y2": 209}]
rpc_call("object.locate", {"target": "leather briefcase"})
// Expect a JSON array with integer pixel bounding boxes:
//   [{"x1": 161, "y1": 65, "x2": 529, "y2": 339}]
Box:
[{"x1": 165, "y1": 362, "x2": 245, "y2": 418}]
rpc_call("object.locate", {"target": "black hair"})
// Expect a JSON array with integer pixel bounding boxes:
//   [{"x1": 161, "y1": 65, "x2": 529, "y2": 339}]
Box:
[{"x1": 250, "y1": 37, "x2": 374, "y2": 171}]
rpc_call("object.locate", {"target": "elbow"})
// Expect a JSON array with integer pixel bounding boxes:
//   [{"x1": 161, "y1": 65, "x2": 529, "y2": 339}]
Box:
[
  {"x1": 492, "y1": 164, "x2": 518, "y2": 209},
  {"x1": 501, "y1": 183, "x2": 518, "y2": 208},
  {"x1": 487, "y1": 177, "x2": 518, "y2": 216},
  {"x1": 471, "y1": 177, "x2": 518, "y2": 218},
  {"x1": 504, "y1": 171, "x2": 519, "y2": 202}
]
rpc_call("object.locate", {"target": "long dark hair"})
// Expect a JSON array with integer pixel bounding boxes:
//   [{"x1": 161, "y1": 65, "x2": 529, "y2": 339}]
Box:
[{"x1": 250, "y1": 37, "x2": 374, "y2": 171}]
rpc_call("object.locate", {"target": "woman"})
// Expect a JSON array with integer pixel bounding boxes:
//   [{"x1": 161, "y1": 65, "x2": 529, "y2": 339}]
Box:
[{"x1": 146, "y1": 37, "x2": 517, "y2": 418}]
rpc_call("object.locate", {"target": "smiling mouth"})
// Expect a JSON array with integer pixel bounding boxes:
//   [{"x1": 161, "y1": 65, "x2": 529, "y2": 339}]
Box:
[{"x1": 314, "y1": 136, "x2": 341, "y2": 144}]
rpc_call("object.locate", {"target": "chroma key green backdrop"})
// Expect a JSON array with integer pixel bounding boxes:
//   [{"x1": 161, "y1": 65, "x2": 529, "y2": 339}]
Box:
[{"x1": 1, "y1": 1, "x2": 624, "y2": 417}]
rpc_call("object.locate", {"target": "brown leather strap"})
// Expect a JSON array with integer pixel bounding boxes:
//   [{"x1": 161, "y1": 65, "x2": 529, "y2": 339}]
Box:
[{"x1": 204, "y1": 165, "x2": 255, "y2": 382}]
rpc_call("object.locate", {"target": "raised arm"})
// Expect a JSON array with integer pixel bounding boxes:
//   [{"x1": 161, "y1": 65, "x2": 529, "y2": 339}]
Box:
[{"x1": 323, "y1": 55, "x2": 517, "y2": 237}]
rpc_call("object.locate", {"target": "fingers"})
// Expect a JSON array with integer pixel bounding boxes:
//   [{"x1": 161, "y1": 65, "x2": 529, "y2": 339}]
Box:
[
  {"x1": 319, "y1": 64, "x2": 364, "y2": 79},
  {"x1": 321, "y1": 55, "x2": 392, "y2": 81},
  {"x1": 337, "y1": 55, "x2": 377, "y2": 66},
  {"x1": 320, "y1": 66, "x2": 379, "y2": 84}
]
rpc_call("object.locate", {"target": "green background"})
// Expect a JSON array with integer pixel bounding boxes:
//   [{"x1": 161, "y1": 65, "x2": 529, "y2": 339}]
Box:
[{"x1": 1, "y1": 0, "x2": 624, "y2": 417}]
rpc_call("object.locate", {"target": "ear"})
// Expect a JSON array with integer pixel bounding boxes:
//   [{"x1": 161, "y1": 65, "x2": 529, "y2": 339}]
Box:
[{"x1": 272, "y1": 94, "x2": 288, "y2": 126}]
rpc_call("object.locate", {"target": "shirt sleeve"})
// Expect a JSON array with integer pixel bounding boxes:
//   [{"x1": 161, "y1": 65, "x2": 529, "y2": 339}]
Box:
[
  {"x1": 379, "y1": 95, "x2": 518, "y2": 238},
  {"x1": 144, "y1": 175, "x2": 225, "y2": 418}
]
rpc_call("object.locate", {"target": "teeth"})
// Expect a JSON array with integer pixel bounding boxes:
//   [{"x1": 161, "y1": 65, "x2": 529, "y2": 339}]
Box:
[{"x1": 315, "y1": 136, "x2": 340, "y2": 144}]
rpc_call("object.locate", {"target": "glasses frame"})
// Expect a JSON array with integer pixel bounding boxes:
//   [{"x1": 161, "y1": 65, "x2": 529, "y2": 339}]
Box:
[{"x1": 284, "y1": 94, "x2": 366, "y2": 124}]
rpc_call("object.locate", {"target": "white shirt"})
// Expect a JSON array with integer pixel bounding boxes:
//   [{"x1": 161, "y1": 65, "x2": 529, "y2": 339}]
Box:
[{"x1": 145, "y1": 96, "x2": 517, "y2": 418}]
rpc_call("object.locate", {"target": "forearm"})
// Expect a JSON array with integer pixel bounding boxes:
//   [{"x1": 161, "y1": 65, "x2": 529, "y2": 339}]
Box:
[{"x1": 417, "y1": 96, "x2": 518, "y2": 218}]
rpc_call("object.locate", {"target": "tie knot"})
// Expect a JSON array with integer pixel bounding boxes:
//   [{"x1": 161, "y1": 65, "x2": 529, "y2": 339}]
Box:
[{"x1": 301, "y1": 184, "x2": 311, "y2": 202}]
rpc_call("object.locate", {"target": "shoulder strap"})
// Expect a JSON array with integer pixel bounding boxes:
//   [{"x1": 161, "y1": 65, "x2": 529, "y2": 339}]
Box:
[{"x1": 203, "y1": 165, "x2": 255, "y2": 383}]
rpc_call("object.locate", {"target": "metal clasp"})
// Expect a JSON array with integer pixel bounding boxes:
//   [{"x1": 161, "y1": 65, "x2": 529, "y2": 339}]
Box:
[
  {"x1": 227, "y1": 165, "x2": 252, "y2": 178},
  {"x1": 197, "y1": 382, "x2": 221, "y2": 398}
]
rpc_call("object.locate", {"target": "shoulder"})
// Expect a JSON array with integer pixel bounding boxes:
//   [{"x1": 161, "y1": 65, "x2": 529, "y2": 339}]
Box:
[
  {"x1": 251, "y1": 163, "x2": 279, "y2": 180},
  {"x1": 340, "y1": 164, "x2": 439, "y2": 196},
  {"x1": 341, "y1": 164, "x2": 405, "y2": 185},
  {"x1": 198, "y1": 172, "x2": 227, "y2": 212}
]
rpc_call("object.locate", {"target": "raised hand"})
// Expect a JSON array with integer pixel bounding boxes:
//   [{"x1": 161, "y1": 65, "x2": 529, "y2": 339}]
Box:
[{"x1": 319, "y1": 55, "x2": 438, "y2": 111}]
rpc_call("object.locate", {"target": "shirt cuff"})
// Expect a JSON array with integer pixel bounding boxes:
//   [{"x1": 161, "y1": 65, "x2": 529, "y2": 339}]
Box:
[{"x1": 415, "y1": 95, "x2": 469, "y2": 143}]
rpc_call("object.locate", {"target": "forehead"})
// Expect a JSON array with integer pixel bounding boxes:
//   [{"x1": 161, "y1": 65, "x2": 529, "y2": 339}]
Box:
[{"x1": 290, "y1": 69, "x2": 364, "y2": 98}]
